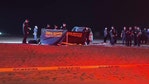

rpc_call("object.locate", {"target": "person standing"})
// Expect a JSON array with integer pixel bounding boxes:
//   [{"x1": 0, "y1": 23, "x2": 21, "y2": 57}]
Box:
[
  {"x1": 136, "y1": 27, "x2": 142, "y2": 46},
  {"x1": 84, "y1": 27, "x2": 90, "y2": 45},
  {"x1": 133, "y1": 26, "x2": 138, "y2": 46},
  {"x1": 33, "y1": 26, "x2": 38, "y2": 40},
  {"x1": 147, "y1": 28, "x2": 149, "y2": 43},
  {"x1": 141, "y1": 28, "x2": 148, "y2": 44},
  {"x1": 125, "y1": 27, "x2": 133, "y2": 46},
  {"x1": 60, "y1": 23, "x2": 67, "y2": 30},
  {"x1": 54, "y1": 25, "x2": 59, "y2": 29},
  {"x1": 22, "y1": 19, "x2": 31, "y2": 44},
  {"x1": 121, "y1": 27, "x2": 126, "y2": 45},
  {"x1": 46, "y1": 24, "x2": 51, "y2": 29},
  {"x1": 109, "y1": 26, "x2": 117, "y2": 45},
  {"x1": 103, "y1": 27, "x2": 108, "y2": 43}
]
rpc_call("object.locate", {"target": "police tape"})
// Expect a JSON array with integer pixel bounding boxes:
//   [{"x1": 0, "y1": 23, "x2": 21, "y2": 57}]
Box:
[{"x1": 0, "y1": 64, "x2": 148, "y2": 72}]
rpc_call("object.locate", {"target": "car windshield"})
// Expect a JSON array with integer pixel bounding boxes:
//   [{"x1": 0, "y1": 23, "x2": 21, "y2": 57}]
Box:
[{"x1": 72, "y1": 26, "x2": 91, "y2": 32}]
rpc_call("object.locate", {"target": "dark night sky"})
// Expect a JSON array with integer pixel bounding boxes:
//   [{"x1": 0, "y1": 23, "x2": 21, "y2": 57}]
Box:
[{"x1": 0, "y1": 0, "x2": 149, "y2": 35}]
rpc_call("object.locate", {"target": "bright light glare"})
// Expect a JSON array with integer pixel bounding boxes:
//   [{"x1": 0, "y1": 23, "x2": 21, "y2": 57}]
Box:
[{"x1": 0, "y1": 32, "x2": 2, "y2": 35}]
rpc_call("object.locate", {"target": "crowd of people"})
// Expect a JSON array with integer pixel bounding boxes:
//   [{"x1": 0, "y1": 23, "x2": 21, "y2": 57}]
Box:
[
  {"x1": 22, "y1": 19, "x2": 67, "y2": 44},
  {"x1": 22, "y1": 19, "x2": 149, "y2": 46},
  {"x1": 104, "y1": 26, "x2": 149, "y2": 46}
]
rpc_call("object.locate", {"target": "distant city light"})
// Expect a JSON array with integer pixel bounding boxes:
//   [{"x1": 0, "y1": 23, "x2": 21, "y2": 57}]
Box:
[{"x1": 0, "y1": 32, "x2": 2, "y2": 35}]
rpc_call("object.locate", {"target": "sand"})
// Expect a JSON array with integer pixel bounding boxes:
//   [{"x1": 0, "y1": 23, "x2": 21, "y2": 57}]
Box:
[{"x1": 0, "y1": 43, "x2": 149, "y2": 84}]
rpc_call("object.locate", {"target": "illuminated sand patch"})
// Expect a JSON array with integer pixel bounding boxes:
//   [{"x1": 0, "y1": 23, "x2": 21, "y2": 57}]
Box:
[{"x1": 0, "y1": 43, "x2": 149, "y2": 84}]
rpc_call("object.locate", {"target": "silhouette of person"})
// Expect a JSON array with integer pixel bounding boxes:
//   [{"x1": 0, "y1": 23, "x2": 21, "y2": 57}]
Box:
[
  {"x1": 22, "y1": 19, "x2": 31, "y2": 44},
  {"x1": 33, "y1": 26, "x2": 38, "y2": 40}
]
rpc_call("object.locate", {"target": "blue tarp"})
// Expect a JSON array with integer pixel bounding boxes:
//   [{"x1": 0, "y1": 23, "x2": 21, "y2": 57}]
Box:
[{"x1": 40, "y1": 29, "x2": 67, "y2": 45}]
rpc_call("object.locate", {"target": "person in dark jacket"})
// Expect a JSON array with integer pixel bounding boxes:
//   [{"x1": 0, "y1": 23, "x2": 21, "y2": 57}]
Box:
[
  {"x1": 110, "y1": 26, "x2": 117, "y2": 45},
  {"x1": 136, "y1": 27, "x2": 142, "y2": 46},
  {"x1": 121, "y1": 27, "x2": 126, "y2": 45},
  {"x1": 60, "y1": 23, "x2": 67, "y2": 30},
  {"x1": 141, "y1": 28, "x2": 148, "y2": 44},
  {"x1": 83, "y1": 27, "x2": 90, "y2": 45},
  {"x1": 125, "y1": 27, "x2": 133, "y2": 46},
  {"x1": 147, "y1": 29, "x2": 149, "y2": 43},
  {"x1": 46, "y1": 24, "x2": 51, "y2": 29},
  {"x1": 22, "y1": 19, "x2": 31, "y2": 44},
  {"x1": 133, "y1": 26, "x2": 138, "y2": 46},
  {"x1": 104, "y1": 27, "x2": 108, "y2": 43}
]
